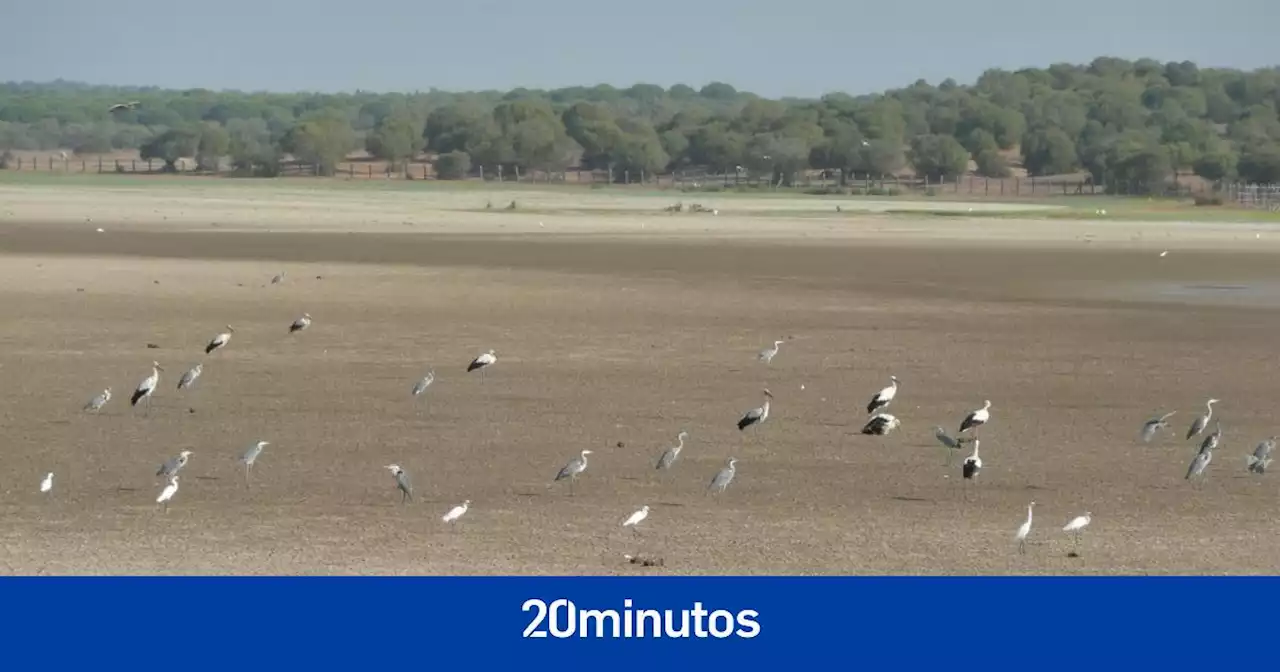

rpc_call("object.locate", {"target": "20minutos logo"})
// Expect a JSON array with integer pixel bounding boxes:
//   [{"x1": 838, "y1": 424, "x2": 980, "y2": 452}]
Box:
[{"x1": 522, "y1": 598, "x2": 760, "y2": 639}]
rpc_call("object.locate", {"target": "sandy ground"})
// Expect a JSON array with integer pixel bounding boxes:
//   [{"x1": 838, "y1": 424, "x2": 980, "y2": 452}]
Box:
[{"x1": 1, "y1": 183, "x2": 1280, "y2": 575}]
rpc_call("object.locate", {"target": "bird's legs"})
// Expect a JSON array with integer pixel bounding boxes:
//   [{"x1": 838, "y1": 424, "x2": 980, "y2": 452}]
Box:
[
  {"x1": 244, "y1": 464, "x2": 251, "y2": 489},
  {"x1": 569, "y1": 476, "x2": 576, "y2": 497},
  {"x1": 1018, "y1": 539, "x2": 1026, "y2": 555}
]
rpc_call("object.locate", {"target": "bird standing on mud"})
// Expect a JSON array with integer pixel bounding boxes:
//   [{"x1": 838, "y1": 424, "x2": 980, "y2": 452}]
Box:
[{"x1": 737, "y1": 389, "x2": 773, "y2": 432}]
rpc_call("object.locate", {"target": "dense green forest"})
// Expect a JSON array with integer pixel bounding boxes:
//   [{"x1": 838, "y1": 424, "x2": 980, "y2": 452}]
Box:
[{"x1": 2, "y1": 57, "x2": 1280, "y2": 188}]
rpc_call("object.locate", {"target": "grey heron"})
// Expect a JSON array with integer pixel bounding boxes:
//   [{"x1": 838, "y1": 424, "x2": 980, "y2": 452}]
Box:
[
  {"x1": 40, "y1": 472, "x2": 53, "y2": 494},
  {"x1": 655, "y1": 431, "x2": 689, "y2": 470},
  {"x1": 934, "y1": 426, "x2": 967, "y2": 465},
  {"x1": 442, "y1": 500, "x2": 470, "y2": 528},
  {"x1": 1186, "y1": 446, "x2": 1213, "y2": 481},
  {"x1": 860, "y1": 413, "x2": 900, "y2": 436},
  {"x1": 156, "y1": 475, "x2": 179, "y2": 512},
  {"x1": 866, "y1": 376, "x2": 898, "y2": 415},
  {"x1": 1063, "y1": 512, "x2": 1092, "y2": 550},
  {"x1": 411, "y1": 371, "x2": 435, "y2": 398},
  {"x1": 1140, "y1": 411, "x2": 1177, "y2": 442},
  {"x1": 554, "y1": 450, "x2": 592, "y2": 496},
  {"x1": 1199, "y1": 421, "x2": 1222, "y2": 454},
  {"x1": 271, "y1": 271, "x2": 286, "y2": 285},
  {"x1": 959, "y1": 400, "x2": 991, "y2": 434},
  {"x1": 83, "y1": 387, "x2": 112, "y2": 412},
  {"x1": 758, "y1": 340, "x2": 783, "y2": 364},
  {"x1": 239, "y1": 440, "x2": 269, "y2": 487},
  {"x1": 1015, "y1": 502, "x2": 1035, "y2": 554},
  {"x1": 467, "y1": 349, "x2": 497, "y2": 374},
  {"x1": 622, "y1": 505, "x2": 650, "y2": 535},
  {"x1": 737, "y1": 389, "x2": 773, "y2": 432},
  {"x1": 157, "y1": 450, "x2": 193, "y2": 478},
  {"x1": 1186, "y1": 398, "x2": 1219, "y2": 440},
  {"x1": 289, "y1": 313, "x2": 312, "y2": 334},
  {"x1": 708, "y1": 458, "x2": 737, "y2": 494},
  {"x1": 1248, "y1": 436, "x2": 1276, "y2": 474},
  {"x1": 205, "y1": 326, "x2": 234, "y2": 354},
  {"x1": 131, "y1": 361, "x2": 163, "y2": 413},
  {"x1": 177, "y1": 363, "x2": 202, "y2": 391},
  {"x1": 385, "y1": 464, "x2": 412, "y2": 503}
]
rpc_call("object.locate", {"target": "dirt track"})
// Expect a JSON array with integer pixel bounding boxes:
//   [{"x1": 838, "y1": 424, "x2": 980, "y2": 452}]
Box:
[{"x1": 2, "y1": 183, "x2": 1280, "y2": 575}]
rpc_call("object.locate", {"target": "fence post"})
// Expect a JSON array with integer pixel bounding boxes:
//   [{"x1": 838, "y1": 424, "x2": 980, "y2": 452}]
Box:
[
  {"x1": 985, "y1": 178, "x2": 989, "y2": 195},
  {"x1": 1000, "y1": 179, "x2": 1004, "y2": 196}
]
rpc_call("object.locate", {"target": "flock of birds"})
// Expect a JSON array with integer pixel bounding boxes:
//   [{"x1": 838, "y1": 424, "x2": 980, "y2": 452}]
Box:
[{"x1": 46, "y1": 267, "x2": 1275, "y2": 563}]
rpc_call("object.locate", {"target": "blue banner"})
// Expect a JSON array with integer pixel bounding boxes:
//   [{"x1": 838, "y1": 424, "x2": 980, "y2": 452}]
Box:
[{"x1": 0, "y1": 577, "x2": 1268, "y2": 669}]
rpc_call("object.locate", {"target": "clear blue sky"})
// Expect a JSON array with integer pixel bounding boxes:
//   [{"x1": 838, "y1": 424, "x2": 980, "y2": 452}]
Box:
[{"x1": 1, "y1": 0, "x2": 1273, "y2": 97}]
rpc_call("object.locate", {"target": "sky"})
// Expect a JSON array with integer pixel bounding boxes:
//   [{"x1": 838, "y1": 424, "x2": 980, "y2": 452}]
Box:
[{"x1": 1, "y1": 0, "x2": 1274, "y2": 97}]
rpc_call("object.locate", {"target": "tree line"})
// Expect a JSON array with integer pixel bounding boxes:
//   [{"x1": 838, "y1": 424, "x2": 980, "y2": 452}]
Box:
[{"x1": 2, "y1": 57, "x2": 1279, "y2": 189}]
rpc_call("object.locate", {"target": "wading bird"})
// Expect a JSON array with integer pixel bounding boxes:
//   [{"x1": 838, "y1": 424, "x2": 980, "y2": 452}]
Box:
[
  {"x1": 959, "y1": 400, "x2": 992, "y2": 434},
  {"x1": 131, "y1": 362, "x2": 163, "y2": 413},
  {"x1": 156, "y1": 476, "x2": 179, "y2": 512},
  {"x1": 554, "y1": 450, "x2": 592, "y2": 496},
  {"x1": 962, "y1": 440, "x2": 983, "y2": 489},
  {"x1": 107, "y1": 101, "x2": 141, "y2": 112},
  {"x1": 177, "y1": 363, "x2": 202, "y2": 391},
  {"x1": 1015, "y1": 502, "x2": 1035, "y2": 554},
  {"x1": 1186, "y1": 445, "x2": 1213, "y2": 482},
  {"x1": 935, "y1": 426, "x2": 966, "y2": 465},
  {"x1": 239, "y1": 441, "x2": 268, "y2": 487},
  {"x1": 758, "y1": 340, "x2": 783, "y2": 364},
  {"x1": 622, "y1": 505, "x2": 650, "y2": 535},
  {"x1": 205, "y1": 326, "x2": 234, "y2": 354},
  {"x1": 1186, "y1": 398, "x2": 1219, "y2": 440},
  {"x1": 270, "y1": 271, "x2": 286, "y2": 285},
  {"x1": 40, "y1": 472, "x2": 53, "y2": 494},
  {"x1": 289, "y1": 313, "x2": 312, "y2": 334},
  {"x1": 467, "y1": 349, "x2": 497, "y2": 374},
  {"x1": 655, "y1": 431, "x2": 689, "y2": 470},
  {"x1": 411, "y1": 371, "x2": 435, "y2": 398},
  {"x1": 860, "y1": 413, "x2": 900, "y2": 436},
  {"x1": 1140, "y1": 411, "x2": 1177, "y2": 443},
  {"x1": 708, "y1": 458, "x2": 738, "y2": 494},
  {"x1": 442, "y1": 500, "x2": 470, "y2": 528},
  {"x1": 866, "y1": 376, "x2": 899, "y2": 415},
  {"x1": 1199, "y1": 421, "x2": 1222, "y2": 454},
  {"x1": 737, "y1": 389, "x2": 773, "y2": 432},
  {"x1": 83, "y1": 387, "x2": 111, "y2": 413},
  {"x1": 1063, "y1": 512, "x2": 1092, "y2": 549},
  {"x1": 385, "y1": 464, "x2": 412, "y2": 503},
  {"x1": 1248, "y1": 436, "x2": 1276, "y2": 474},
  {"x1": 157, "y1": 450, "x2": 193, "y2": 479}
]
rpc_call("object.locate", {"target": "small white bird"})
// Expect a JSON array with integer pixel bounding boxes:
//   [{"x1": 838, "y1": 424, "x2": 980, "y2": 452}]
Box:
[
  {"x1": 758, "y1": 340, "x2": 784, "y2": 364},
  {"x1": 177, "y1": 363, "x2": 203, "y2": 390},
  {"x1": 959, "y1": 400, "x2": 991, "y2": 434},
  {"x1": 1159, "y1": 250, "x2": 1169, "y2": 258},
  {"x1": 866, "y1": 376, "x2": 898, "y2": 414},
  {"x1": 622, "y1": 505, "x2": 650, "y2": 534},
  {"x1": 205, "y1": 325, "x2": 234, "y2": 354},
  {"x1": 289, "y1": 313, "x2": 312, "y2": 334},
  {"x1": 156, "y1": 476, "x2": 179, "y2": 512},
  {"x1": 1015, "y1": 501, "x2": 1036, "y2": 554},
  {"x1": 442, "y1": 500, "x2": 470, "y2": 527},
  {"x1": 411, "y1": 370, "x2": 435, "y2": 397},
  {"x1": 40, "y1": 472, "x2": 53, "y2": 494},
  {"x1": 467, "y1": 349, "x2": 497, "y2": 373},
  {"x1": 83, "y1": 387, "x2": 112, "y2": 412},
  {"x1": 1063, "y1": 512, "x2": 1092, "y2": 548}
]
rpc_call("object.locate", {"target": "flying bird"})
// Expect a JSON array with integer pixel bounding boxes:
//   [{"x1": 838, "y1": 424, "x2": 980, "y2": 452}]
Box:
[
  {"x1": 205, "y1": 326, "x2": 234, "y2": 354},
  {"x1": 239, "y1": 441, "x2": 269, "y2": 487},
  {"x1": 83, "y1": 387, "x2": 112, "y2": 412},
  {"x1": 1186, "y1": 398, "x2": 1219, "y2": 440},
  {"x1": 1248, "y1": 436, "x2": 1276, "y2": 474},
  {"x1": 655, "y1": 431, "x2": 689, "y2": 470},
  {"x1": 622, "y1": 505, "x2": 650, "y2": 535},
  {"x1": 708, "y1": 458, "x2": 738, "y2": 494},
  {"x1": 177, "y1": 363, "x2": 203, "y2": 391},
  {"x1": 1015, "y1": 502, "x2": 1035, "y2": 554},
  {"x1": 442, "y1": 500, "x2": 470, "y2": 528},
  {"x1": 866, "y1": 376, "x2": 899, "y2": 414},
  {"x1": 107, "y1": 101, "x2": 140, "y2": 112},
  {"x1": 737, "y1": 389, "x2": 773, "y2": 431},
  {"x1": 289, "y1": 313, "x2": 312, "y2": 334},
  {"x1": 156, "y1": 476, "x2": 179, "y2": 512},
  {"x1": 131, "y1": 361, "x2": 163, "y2": 413},
  {"x1": 467, "y1": 349, "x2": 497, "y2": 373},
  {"x1": 411, "y1": 371, "x2": 435, "y2": 397},
  {"x1": 40, "y1": 472, "x2": 53, "y2": 494},
  {"x1": 554, "y1": 450, "x2": 592, "y2": 496},
  {"x1": 758, "y1": 340, "x2": 783, "y2": 364},
  {"x1": 384, "y1": 464, "x2": 413, "y2": 503},
  {"x1": 1140, "y1": 411, "x2": 1177, "y2": 443},
  {"x1": 860, "y1": 413, "x2": 901, "y2": 436},
  {"x1": 1063, "y1": 512, "x2": 1092, "y2": 548},
  {"x1": 959, "y1": 400, "x2": 991, "y2": 434},
  {"x1": 157, "y1": 450, "x2": 193, "y2": 478}
]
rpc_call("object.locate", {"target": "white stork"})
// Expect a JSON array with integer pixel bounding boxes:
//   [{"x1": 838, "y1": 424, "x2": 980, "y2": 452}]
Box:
[
  {"x1": 205, "y1": 326, "x2": 234, "y2": 354},
  {"x1": 962, "y1": 440, "x2": 983, "y2": 480},
  {"x1": 866, "y1": 376, "x2": 898, "y2": 414},
  {"x1": 289, "y1": 313, "x2": 312, "y2": 334},
  {"x1": 737, "y1": 389, "x2": 773, "y2": 431},
  {"x1": 467, "y1": 349, "x2": 497, "y2": 374},
  {"x1": 860, "y1": 413, "x2": 900, "y2": 436},
  {"x1": 131, "y1": 361, "x2": 163, "y2": 413},
  {"x1": 1185, "y1": 398, "x2": 1219, "y2": 440},
  {"x1": 177, "y1": 363, "x2": 202, "y2": 391},
  {"x1": 959, "y1": 400, "x2": 991, "y2": 434}
]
